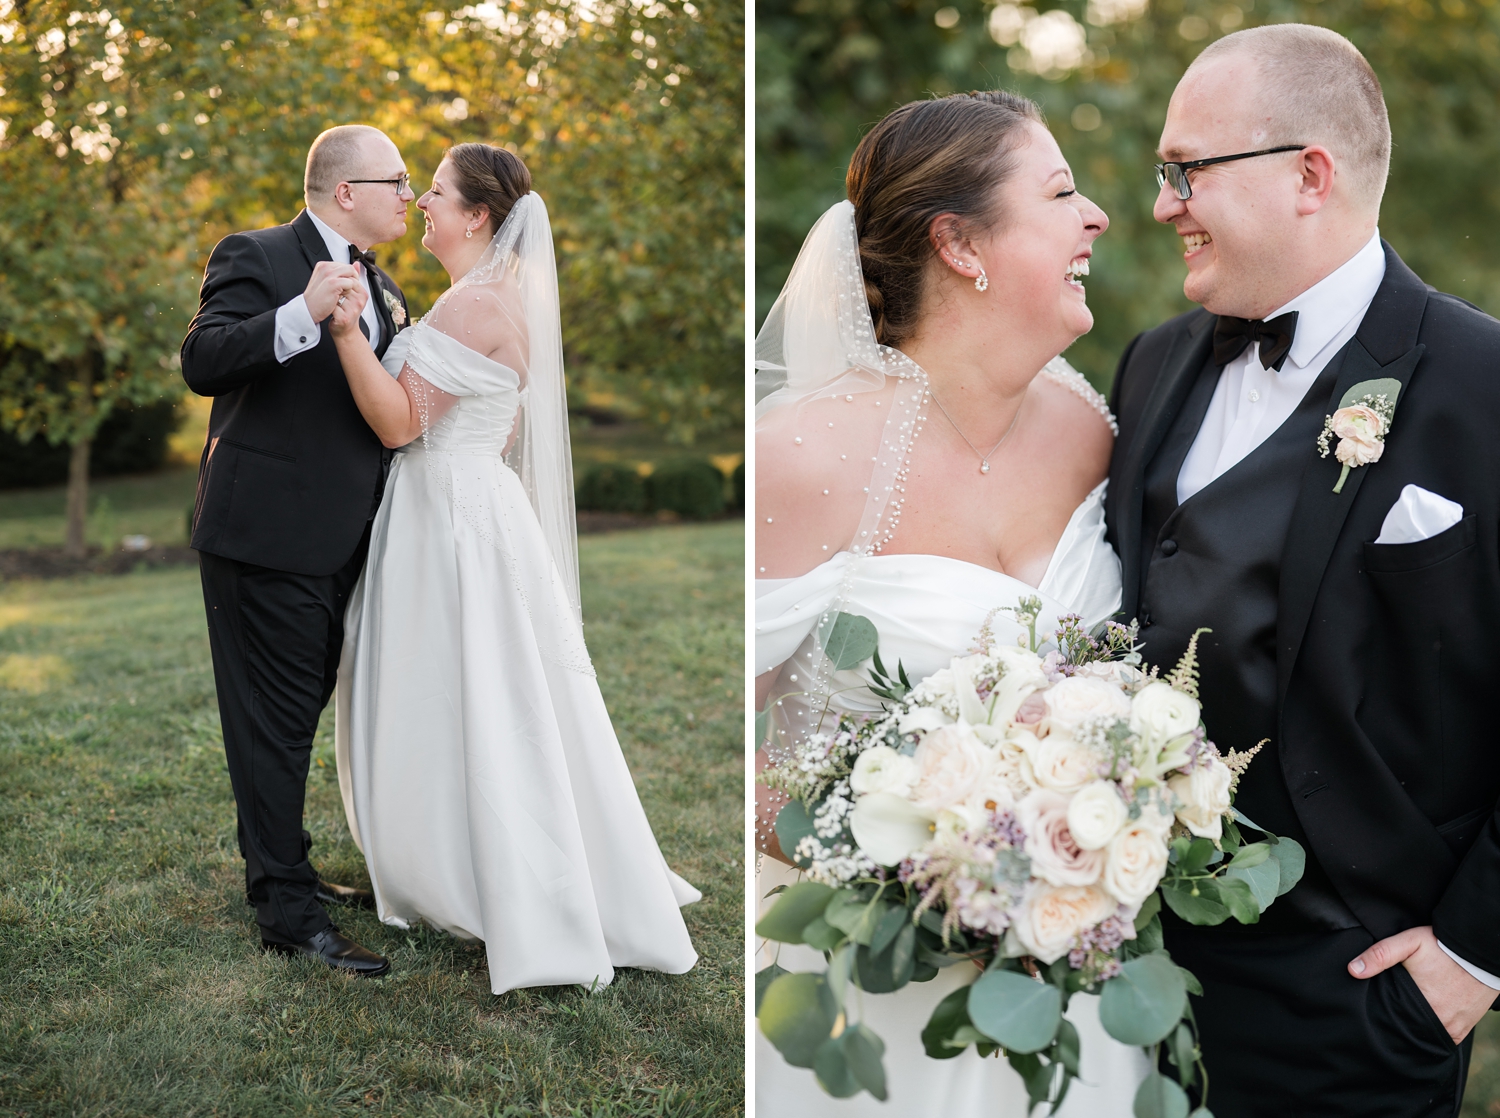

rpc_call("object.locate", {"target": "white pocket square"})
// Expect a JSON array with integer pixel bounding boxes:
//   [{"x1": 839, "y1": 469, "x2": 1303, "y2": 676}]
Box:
[{"x1": 1374, "y1": 484, "x2": 1464, "y2": 545}]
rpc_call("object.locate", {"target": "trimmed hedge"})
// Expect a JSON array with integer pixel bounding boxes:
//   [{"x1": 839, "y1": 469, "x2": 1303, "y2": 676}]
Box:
[
  {"x1": 574, "y1": 462, "x2": 647, "y2": 513},
  {"x1": 647, "y1": 458, "x2": 726, "y2": 521},
  {"x1": 731, "y1": 460, "x2": 745, "y2": 510}
]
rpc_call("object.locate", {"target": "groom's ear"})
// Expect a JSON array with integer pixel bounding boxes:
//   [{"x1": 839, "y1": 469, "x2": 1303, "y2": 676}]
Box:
[
  {"x1": 332, "y1": 181, "x2": 358, "y2": 212},
  {"x1": 1294, "y1": 146, "x2": 1338, "y2": 216}
]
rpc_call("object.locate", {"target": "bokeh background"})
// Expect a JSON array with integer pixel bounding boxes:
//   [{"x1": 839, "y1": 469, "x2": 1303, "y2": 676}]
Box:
[
  {"x1": 756, "y1": 2, "x2": 1500, "y2": 1110},
  {"x1": 0, "y1": 0, "x2": 744, "y2": 554},
  {"x1": 0, "y1": 2, "x2": 744, "y2": 1114}
]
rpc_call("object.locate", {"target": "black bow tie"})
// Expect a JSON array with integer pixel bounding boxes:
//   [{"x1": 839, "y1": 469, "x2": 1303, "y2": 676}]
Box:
[
  {"x1": 348, "y1": 244, "x2": 377, "y2": 270},
  {"x1": 1212, "y1": 311, "x2": 1299, "y2": 371}
]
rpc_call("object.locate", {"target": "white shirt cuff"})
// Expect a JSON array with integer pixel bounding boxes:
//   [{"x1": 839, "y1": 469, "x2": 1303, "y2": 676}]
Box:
[
  {"x1": 273, "y1": 294, "x2": 320, "y2": 364},
  {"x1": 1438, "y1": 940, "x2": 1500, "y2": 991}
]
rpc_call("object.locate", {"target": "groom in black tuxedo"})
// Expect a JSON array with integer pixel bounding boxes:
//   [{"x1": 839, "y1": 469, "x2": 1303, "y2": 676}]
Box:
[
  {"x1": 181, "y1": 125, "x2": 412, "y2": 975},
  {"x1": 1106, "y1": 25, "x2": 1500, "y2": 1116}
]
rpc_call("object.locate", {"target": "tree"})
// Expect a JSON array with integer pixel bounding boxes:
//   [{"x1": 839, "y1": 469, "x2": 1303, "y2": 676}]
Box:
[{"x1": 755, "y1": 0, "x2": 1500, "y2": 391}]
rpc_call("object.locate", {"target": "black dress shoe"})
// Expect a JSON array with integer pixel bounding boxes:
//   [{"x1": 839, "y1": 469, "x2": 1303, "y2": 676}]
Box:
[
  {"x1": 262, "y1": 926, "x2": 391, "y2": 977},
  {"x1": 316, "y1": 878, "x2": 376, "y2": 909}
]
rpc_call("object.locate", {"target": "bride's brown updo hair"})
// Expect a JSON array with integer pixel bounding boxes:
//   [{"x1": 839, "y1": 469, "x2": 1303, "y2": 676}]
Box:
[
  {"x1": 847, "y1": 91, "x2": 1044, "y2": 346},
  {"x1": 445, "y1": 142, "x2": 533, "y2": 237}
]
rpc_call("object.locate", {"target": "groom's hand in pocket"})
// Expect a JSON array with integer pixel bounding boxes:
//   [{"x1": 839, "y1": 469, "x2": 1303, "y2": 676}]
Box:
[{"x1": 1348, "y1": 925, "x2": 1495, "y2": 1043}]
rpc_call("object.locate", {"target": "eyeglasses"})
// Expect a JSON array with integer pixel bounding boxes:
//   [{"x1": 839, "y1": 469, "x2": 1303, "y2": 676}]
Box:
[
  {"x1": 1154, "y1": 146, "x2": 1306, "y2": 200},
  {"x1": 345, "y1": 173, "x2": 412, "y2": 196}
]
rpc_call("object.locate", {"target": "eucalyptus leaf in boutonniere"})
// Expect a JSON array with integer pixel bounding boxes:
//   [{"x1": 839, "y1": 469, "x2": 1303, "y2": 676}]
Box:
[
  {"x1": 382, "y1": 287, "x2": 407, "y2": 328},
  {"x1": 1317, "y1": 377, "x2": 1402, "y2": 494}
]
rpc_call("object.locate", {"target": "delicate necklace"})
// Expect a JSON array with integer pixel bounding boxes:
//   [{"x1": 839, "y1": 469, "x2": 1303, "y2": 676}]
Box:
[{"x1": 926, "y1": 387, "x2": 1024, "y2": 475}]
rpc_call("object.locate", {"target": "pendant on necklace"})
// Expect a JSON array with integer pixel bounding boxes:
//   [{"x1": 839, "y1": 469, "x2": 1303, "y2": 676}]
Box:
[{"x1": 980, "y1": 460, "x2": 991, "y2": 475}]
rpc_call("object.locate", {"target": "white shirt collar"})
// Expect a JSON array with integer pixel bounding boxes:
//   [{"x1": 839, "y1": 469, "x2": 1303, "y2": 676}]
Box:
[
  {"x1": 1269, "y1": 230, "x2": 1386, "y2": 370},
  {"x1": 306, "y1": 208, "x2": 355, "y2": 266}
]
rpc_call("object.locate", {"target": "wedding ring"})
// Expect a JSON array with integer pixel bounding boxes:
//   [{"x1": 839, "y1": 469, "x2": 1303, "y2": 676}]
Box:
[{"x1": 337, "y1": 295, "x2": 346, "y2": 307}]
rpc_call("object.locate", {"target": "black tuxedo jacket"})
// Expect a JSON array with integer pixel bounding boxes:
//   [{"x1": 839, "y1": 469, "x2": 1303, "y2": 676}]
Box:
[
  {"x1": 181, "y1": 210, "x2": 409, "y2": 576},
  {"x1": 1106, "y1": 243, "x2": 1500, "y2": 973}
]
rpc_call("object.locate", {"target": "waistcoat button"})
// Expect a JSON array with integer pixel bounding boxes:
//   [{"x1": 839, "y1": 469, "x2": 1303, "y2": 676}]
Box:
[{"x1": 1161, "y1": 539, "x2": 1178, "y2": 556}]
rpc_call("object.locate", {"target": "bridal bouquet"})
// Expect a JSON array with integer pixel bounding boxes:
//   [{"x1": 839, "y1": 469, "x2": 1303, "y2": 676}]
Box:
[{"x1": 755, "y1": 600, "x2": 1305, "y2": 1116}]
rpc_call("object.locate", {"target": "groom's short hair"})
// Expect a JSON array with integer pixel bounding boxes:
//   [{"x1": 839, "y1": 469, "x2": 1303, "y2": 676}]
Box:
[
  {"x1": 304, "y1": 125, "x2": 387, "y2": 203},
  {"x1": 1189, "y1": 24, "x2": 1390, "y2": 209}
]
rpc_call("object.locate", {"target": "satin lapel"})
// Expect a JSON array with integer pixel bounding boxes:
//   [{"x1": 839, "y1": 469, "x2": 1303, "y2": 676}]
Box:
[
  {"x1": 369, "y1": 266, "x2": 397, "y2": 359},
  {"x1": 1275, "y1": 243, "x2": 1431, "y2": 704},
  {"x1": 291, "y1": 210, "x2": 330, "y2": 272},
  {"x1": 1116, "y1": 312, "x2": 1215, "y2": 620}
]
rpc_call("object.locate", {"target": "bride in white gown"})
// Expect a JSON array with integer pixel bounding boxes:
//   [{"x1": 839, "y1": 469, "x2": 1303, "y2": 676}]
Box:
[
  {"x1": 755, "y1": 92, "x2": 1150, "y2": 1113},
  {"x1": 325, "y1": 144, "x2": 698, "y2": 994}
]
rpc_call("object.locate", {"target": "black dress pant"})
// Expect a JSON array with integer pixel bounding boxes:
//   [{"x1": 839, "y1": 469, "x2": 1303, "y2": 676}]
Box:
[
  {"x1": 198, "y1": 529, "x2": 369, "y2": 944},
  {"x1": 1165, "y1": 920, "x2": 1469, "y2": 1118}
]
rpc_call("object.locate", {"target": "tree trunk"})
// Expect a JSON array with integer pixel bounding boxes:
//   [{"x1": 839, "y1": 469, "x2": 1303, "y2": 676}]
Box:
[{"x1": 64, "y1": 435, "x2": 91, "y2": 559}]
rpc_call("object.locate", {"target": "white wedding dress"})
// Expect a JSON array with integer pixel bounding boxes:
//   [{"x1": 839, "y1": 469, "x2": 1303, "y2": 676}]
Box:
[
  {"x1": 753, "y1": 200, "x2": 1151, "y2": 1114},
  {"x1": 334, "y1": 195, "x2": 697, "y2": 995}
]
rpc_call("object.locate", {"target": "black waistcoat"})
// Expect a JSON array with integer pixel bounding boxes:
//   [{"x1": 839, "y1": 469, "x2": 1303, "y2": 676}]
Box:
[{"x1": 1139, "y1": 353, "x2": 1361, "y2": 934}]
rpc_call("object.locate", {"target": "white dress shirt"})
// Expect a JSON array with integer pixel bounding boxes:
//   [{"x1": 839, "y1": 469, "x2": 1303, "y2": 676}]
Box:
[
  {"x1": 1177, "y1": 230, "x2": 1385, "y2": 504},
  {"x1": 1173, "y1": 229, "x2": 1500, "y2": 991},
  {"x1": 272, "y1": 209, "x2": 382, "y2": 363}
]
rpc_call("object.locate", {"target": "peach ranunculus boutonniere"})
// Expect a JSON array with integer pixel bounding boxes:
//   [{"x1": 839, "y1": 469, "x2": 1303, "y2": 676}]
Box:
[{"x1": 1316, "y1": 377, "x2": 1402, "y2": 493}]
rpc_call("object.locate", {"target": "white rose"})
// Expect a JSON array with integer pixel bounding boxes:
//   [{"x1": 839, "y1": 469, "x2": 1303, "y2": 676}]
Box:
[
  {"x1": 1103, "y1": 821, "x2": 1170, "y2": 905},
  {"x1": 898, "y1": 706, "x2": 952, "y2": 735},
  {"x1": 1042, "y1": 676, "x2": 1133, "y2": 736},
  {"x1": 850, "y1": 745, "x2": 918, "y2": 798},
  {"x1": 850, "y1": 792, "x2": 935, "y2": 867},
  {"x1": 1018, "y1": 789, "x2": 1105, "y2": 887},
  {"x1": 1168, "y1": 757, "x2": 1233, "y2": 841},
  {"x1": 1014, "y1": 883, "x2": 1117, "y2": 964},
  {"x1": 965, "y1": 748, "x2": 1020, "y2": 817},
  {"x1": 911, "y1": 724, "x2": 992, "y2": 812},
  {"x1": 1066, "y1": 781, "x2": 1130, "y2": 851},
  {"x1": 1076, "y1": 661, "x2": 1147, "y2": 689},
  {"x1": 933, "y1": 803, "x2": 986, "y2": 844},
  {"x1": 1130, "y1": 681, "x2": 1201, "y2": 750},
  {"x1": 911, "y1": 667, "x2": 957, "y2": 706},
  {"x1": 1024, "y1": 732, "x2": 1100, "y2": 794}
]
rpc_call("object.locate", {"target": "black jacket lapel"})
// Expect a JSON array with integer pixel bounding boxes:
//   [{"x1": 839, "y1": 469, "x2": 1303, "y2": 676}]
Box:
[
  {"x1": 291, "y1": 209, "x2": 331, "y2": 272},
  {"x1": 368, "y1": 265, "x2": 398, "y2": 359},
  {"x1": 1116, "y1": 310, "x2": 1216, "y2": 620},
  {"x1": 1275, "y1": 243, "x2": 1431, "y2": 703}
]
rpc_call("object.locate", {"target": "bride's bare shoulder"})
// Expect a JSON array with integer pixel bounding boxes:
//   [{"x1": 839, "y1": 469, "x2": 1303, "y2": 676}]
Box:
[
  {"x1": 1031, "y1": 361, "x2": 1115, "y2": 485},
  {"x1": 755, "y1": 380, "x2": 898, "y2": 578}
]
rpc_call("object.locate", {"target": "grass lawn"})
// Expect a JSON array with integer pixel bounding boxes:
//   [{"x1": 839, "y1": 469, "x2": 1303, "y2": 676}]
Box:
[
  {"x1": 0, "y1": 522, "x2": 744, "y2": 1117},
  {"x1": 1466, "y1": 1015, "x2": 1500, "y2": 1116}
]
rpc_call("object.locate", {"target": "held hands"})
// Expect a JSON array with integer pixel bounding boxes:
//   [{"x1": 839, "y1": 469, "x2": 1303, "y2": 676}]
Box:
[
  {"x1": 327, "y1": 267, "x2": 370, "y2": 341},
  {"x1": 304, "y1": 260, "x2": 365, "y2": 323},
  {"x1": 1349, "y1": 924, "x2": 1495, "y2": 1043}
]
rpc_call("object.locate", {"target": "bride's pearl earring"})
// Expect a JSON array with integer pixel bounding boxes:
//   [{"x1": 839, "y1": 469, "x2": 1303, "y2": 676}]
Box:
[
  {"x1": 974, "y1": 267, "x2": 989, "y2": 293},
  {"x1": 466, "y1": 228, "x2": 474, "y2": 240}
]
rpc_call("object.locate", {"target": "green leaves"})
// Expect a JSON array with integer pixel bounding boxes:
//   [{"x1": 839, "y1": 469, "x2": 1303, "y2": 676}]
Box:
[
  {"x1": 817, "y1": 612, "x2": 879, "y2": 671},
  {"x1": 966, "y1": 968, "x2": 1063, "y2": 1054},
  {"x1": 1159, "y1": 880, "x2": 1230, "y2": 926},
  {"x1": 758, "y1": 972, "x2": 837, "y2": 1068},
  {"x1": 1268, "y1": 837, "x2": 1307, "y2": 897},
  {"x1": 755, "y1": 962, "x2": 788, "y2": 1013},
  {"x1": 1134, "y1": 1071, "x2": 1191, "y2": 1118},
  {"x1": 921, "y1": 986, "x2": 977, "y2": 1060},
  {"x1": 1099, "y1": 954, "x2": 1188, "y2": 1046},
  {"x1": 772, "y1": 799, "x2": 817, "y2": 870},
  {"x1": 814, "y1": 1023, "x2": 888, "y2": 1100},
  {"x1": 754, "y1": 880, "x2": 833, "y2": 944}
]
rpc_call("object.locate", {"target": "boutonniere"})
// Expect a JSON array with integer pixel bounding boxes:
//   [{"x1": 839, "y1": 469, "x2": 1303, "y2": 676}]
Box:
[
  {"x1": 382, "y1": 287, "x2": 407, "y2": 328},
  {"x1": 1317, "y1": 377, "x2": 1402, "y2": 494}
]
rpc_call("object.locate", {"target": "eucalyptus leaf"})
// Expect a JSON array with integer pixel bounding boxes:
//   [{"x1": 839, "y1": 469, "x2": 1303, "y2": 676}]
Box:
[
  {"x1": 855, "y1": 921, "x2": 915, "y2": 993},
  {"x1": 825, "y1": 891, "x2": 881, "y2": 945},
  {"x1": 1099, "y1": 954, "x2": 1188, "y2": 1046},
  {"x1": 1178, "y1": 837, "x2": 1217, "y2": 875},
  {"x1": 818, "y1": 612, "x2": 880, "y2": 671},
  {"x1": 758, "y1": 972, "x2": 837, "y2": 1068},
  {"x1": 1215, "y1": 875, "x2": 1262, "y2": 924},
  {"x1": 813, "y1": 1035, "x2": 860, "y2": 1098},
  {"x1": 1268, "y1": 836, "x2": 1307, "y2": 897},
  {"x1": 1225, "y1": 857, "x2": 1281, "y2": 912},
  {"x1": 844, "y1": 1023, "x2": 889, "y2": 1101},
  {"x1": 921, "y1": 986, "x2": 974, "y2": 1060},
  {"x1": 967, "y1": 968, "x2": 1063, "y2": 1054},
  {"x1": 1338, "y1": 376, "x2": 1403, "y2": 410},
  {"x1": 1159, "y1": 880, "x2": 1230, "y2": 926},
  {"x1": 1135, "y1": 891, "x2": 1162, "y2": 931},
  {"x1": 1190, "y1": 1109, "x2": 1217, "y2": 1117},
  {"x1": 1226, "y1": 841, "x2": 1271, "y2": 869},
  {"x1": 1056, "y1": 1018, "x2": 1082, "y2": 1077},
  {"x1": 802, "y1": 915, "x2": 845, "y2": 953},
  {"x1": 1167, "y1": 1022, "x2": 1198, "y2": 1091},
  {"x1": 826, "y1": 944, "x2": 854, "y2": 1014},
  {"x1": 1134, "y1": 1071, "x2": 1190, "y2": 1118},
  {"x1": 755, "y1": 880, "x2": 834, "y2": 943},
  {"x1": 755, "y1": 963, "x2": 788, "y2": 1014},
  {"x1": 772, "y1": 799, "x2": 819, "y2": 870},
  {"x1": 870, "y1": 905, "x2": 907, "y2": 956},
  {"x1": 1178, "y1": 966, "x2": 1203, "y2": 998}
]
